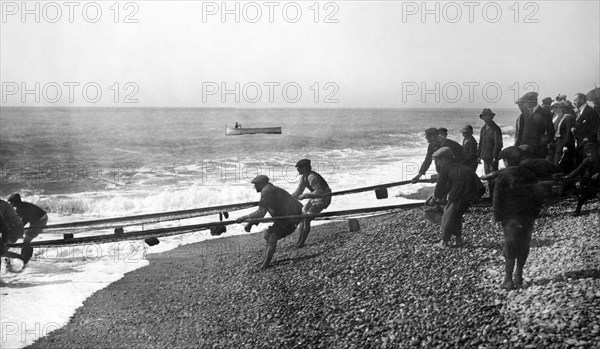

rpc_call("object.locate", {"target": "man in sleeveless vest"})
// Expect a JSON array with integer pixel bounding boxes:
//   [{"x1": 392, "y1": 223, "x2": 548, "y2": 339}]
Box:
[{"x1": 292, "y1": 159, "x2": 332, "y2": 248}]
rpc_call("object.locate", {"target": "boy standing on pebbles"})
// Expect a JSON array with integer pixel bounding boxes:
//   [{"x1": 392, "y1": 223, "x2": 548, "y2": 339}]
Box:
[{"x1": 494, "y1": 146, "x2": 546, "y2": 290}]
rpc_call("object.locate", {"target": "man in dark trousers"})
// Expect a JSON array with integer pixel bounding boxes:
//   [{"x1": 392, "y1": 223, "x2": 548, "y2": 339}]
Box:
[
  {"x1": 236, "y1": 175, "x2": 303, "y2": 269},
  {"x1": 478, "y1": 108, "x2": 503, "y2": 197},
  {"x1": 515, "y1": 92, "x2": 555, "y2": 159},
  {"x1": 8, "y1": 193, "x2": 48, "y2": 265},
  {"x1": 426, "y1": 147, "x2": 485, "y2": 248},
  {"x1": 292, "y1": 159, "x2": 332, "y2": 248},
  {"x1": 494, "y1": 146, "x2": 545, "y2": 290},
  {"x1": 461, "y1": 125, "x2": 478, "y2": 173}
]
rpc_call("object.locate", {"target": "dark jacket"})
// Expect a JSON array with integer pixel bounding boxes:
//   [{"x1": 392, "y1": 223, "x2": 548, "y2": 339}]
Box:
[
  {"x1": 462, "y1": 135, "x2": 478, "y2": 169},
  {"x1": 493, "y1": 167, "x2": 545, "y2": 222},
  {"x1": 441, "y1": 139, "x2": 464, "y2": 163},
  {"x1": 419, "y1": 142, "x2": 441, "y2": 175},
  {"x1": 478, "y1": 122, "x2": 503, "y2": 161},
  {"x1": 515, "y1": 106, "x2": 555, "y2": 158},
  {"x1": 434, "y1": 162, "x2": 485, "y2": 202},
  {"x1": 574, "y1": 104, "x2": 600, "y2": 145},
  {"x1": 0, "y1": 200, "x2": 24, "y2": 241},
  {"x1": 13, "y1": 202, "x2": 46, "y2": 226}
]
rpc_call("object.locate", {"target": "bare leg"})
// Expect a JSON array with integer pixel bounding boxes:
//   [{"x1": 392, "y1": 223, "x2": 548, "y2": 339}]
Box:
[
  {"x1": 296, "y1": 219, "x2": 311, "y2": 248},
  {"x1": 261, "y1": 235, "x2": 278, "y2": 269}
]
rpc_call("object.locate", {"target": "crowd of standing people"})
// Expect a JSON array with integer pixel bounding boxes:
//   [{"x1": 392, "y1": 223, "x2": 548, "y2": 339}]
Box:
[{"x1": 416, "y1": 90, "x2": 600, "y2": 290}]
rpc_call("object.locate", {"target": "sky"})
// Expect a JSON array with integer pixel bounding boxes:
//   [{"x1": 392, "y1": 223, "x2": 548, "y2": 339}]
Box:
[{"x1": 1, "y1": 0, "x2": 599, "y2": 108}]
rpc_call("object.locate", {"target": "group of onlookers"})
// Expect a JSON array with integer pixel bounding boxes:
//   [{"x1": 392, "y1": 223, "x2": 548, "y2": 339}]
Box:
[{"x1": 417, "y1": 90, "x2": 600, "y2": 290}]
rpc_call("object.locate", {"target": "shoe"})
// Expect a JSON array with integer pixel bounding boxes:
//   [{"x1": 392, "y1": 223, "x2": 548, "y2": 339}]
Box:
[
  {"x1": 500, "y1": 279, "x2": 515, "y2": 290},
  {"x1": 571, "y1": 211, "x2": 581, "y2": 217},
  {"x1": 436, "y1": 241, "x2": 449, "y2": 248},
  {"x1": 513, "y1": 274, "x2": 523, "y2": 288}
]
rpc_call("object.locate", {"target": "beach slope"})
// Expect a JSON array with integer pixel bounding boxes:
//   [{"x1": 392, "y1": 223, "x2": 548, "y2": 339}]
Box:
[{"x1": 30, "y1": 199, "x2": 599, "y2": 348}]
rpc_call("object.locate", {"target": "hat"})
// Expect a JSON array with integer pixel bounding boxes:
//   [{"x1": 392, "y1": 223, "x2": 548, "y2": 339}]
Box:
[
  {"x1": 424, "y1": 127, "x2": 439, "y2": 137},
  {"x1": 461, "y1": 125, "x2": 473, "y2": 133},
  {"x1": 521, "y1": 92, "x2": 539, "y2": 103},
  {"x1": 438, "y1": 128, "x2": 448, "y2": 135},
  {"x1": 542, "y1": 97, "x2": 553, "y2": 105},
  {"x1": 295, "y1": 159, "x2": 311, "y2": 168},
  {"x1": 515, "y1": 97, "x2": 525, "y2": 105},
  {"x1": 250, "y1": 175, "x2": 269, "y2": 184},
  {"x1": 499, "y1": 146, "x2": 522, "y2": 161},
  {"x1": 432, "y1": 147, "x2": 453, "y2": 159},
  {"x1": 479, "y1": 108, "x2": 495, "y2": 118},
  {"x1": 551, "y1": 101, "x2": 568, "y2": 110},
  {"x1": 7, "y1": 193, "x2": 21, "y2": 203}
]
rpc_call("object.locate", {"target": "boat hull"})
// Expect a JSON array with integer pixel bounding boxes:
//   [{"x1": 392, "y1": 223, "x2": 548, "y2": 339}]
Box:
[{"x1": 226, "y1": 126, "x2": 282, "y2": 136}]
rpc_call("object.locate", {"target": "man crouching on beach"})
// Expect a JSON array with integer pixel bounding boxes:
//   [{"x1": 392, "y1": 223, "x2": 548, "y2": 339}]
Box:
[{"x1": 236, "y1": 175, "x2": 303, "y2": 269}]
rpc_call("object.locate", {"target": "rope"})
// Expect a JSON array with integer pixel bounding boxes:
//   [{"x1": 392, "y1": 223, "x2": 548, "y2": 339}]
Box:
[
  {"x1": 38, "y1": 179, "x2": 433, "y2": 232},
  {"x1": 7, "y1": 202, "x2": 425, "y2": 248}
]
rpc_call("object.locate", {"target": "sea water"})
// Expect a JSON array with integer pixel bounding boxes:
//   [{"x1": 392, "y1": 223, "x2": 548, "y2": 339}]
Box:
[{"x1": 0, "y1": 107, "x2": 517, "y2": 348}]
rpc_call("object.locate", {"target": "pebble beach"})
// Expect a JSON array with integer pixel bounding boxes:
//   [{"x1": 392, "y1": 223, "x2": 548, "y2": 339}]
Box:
[{"x1": 29, "y1": 198, "x2": 599, "y2": 349}]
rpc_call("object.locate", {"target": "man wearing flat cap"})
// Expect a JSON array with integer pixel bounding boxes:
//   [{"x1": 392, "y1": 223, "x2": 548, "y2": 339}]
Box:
[
  {"x1": 478, "y1": 108, "x2": 503, "y2": 197},
  {"x1": 426, "y1": 147, "x2": 485, "y2": 248},
  {"x1": 292, "y1": 159, "x2": 331, "y2": 248},
  {"x1": 236, "y1": 175, "x2": 303, "y2": 269},
  {"x1": 515, "y1": 92, "x2": 555, "y2": 159},
  {"x1": 493, "y1": 146, "x2": 545, "y2": 290}
]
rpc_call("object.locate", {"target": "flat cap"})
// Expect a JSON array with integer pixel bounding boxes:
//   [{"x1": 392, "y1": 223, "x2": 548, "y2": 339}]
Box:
[
  {"x1": 250, "y1": 174, "x2": 269, "y2": 184},
  {"x1": 7, "y1": 193, "x2": 21, "y2": 203},
  {"x1": 295, "y1": 159, "x2": 311, "y2": 168},
  {"x1": 424, "y1": 127, "x2": 439, "y2": 137},
  {"x1": 432, "y1": 147, "x2": 453, "y2": 159},
  {"x1": 461, "y1": 125, "x2": 473, "y2": 133},
  {"x1": 499, "y1": 146, "x2": 522, "y2": 161}
]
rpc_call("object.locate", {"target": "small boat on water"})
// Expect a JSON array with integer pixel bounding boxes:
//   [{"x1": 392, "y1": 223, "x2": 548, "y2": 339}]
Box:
[{"x1": 225, "y1": 126, "x2": 282, "y2": 136}]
